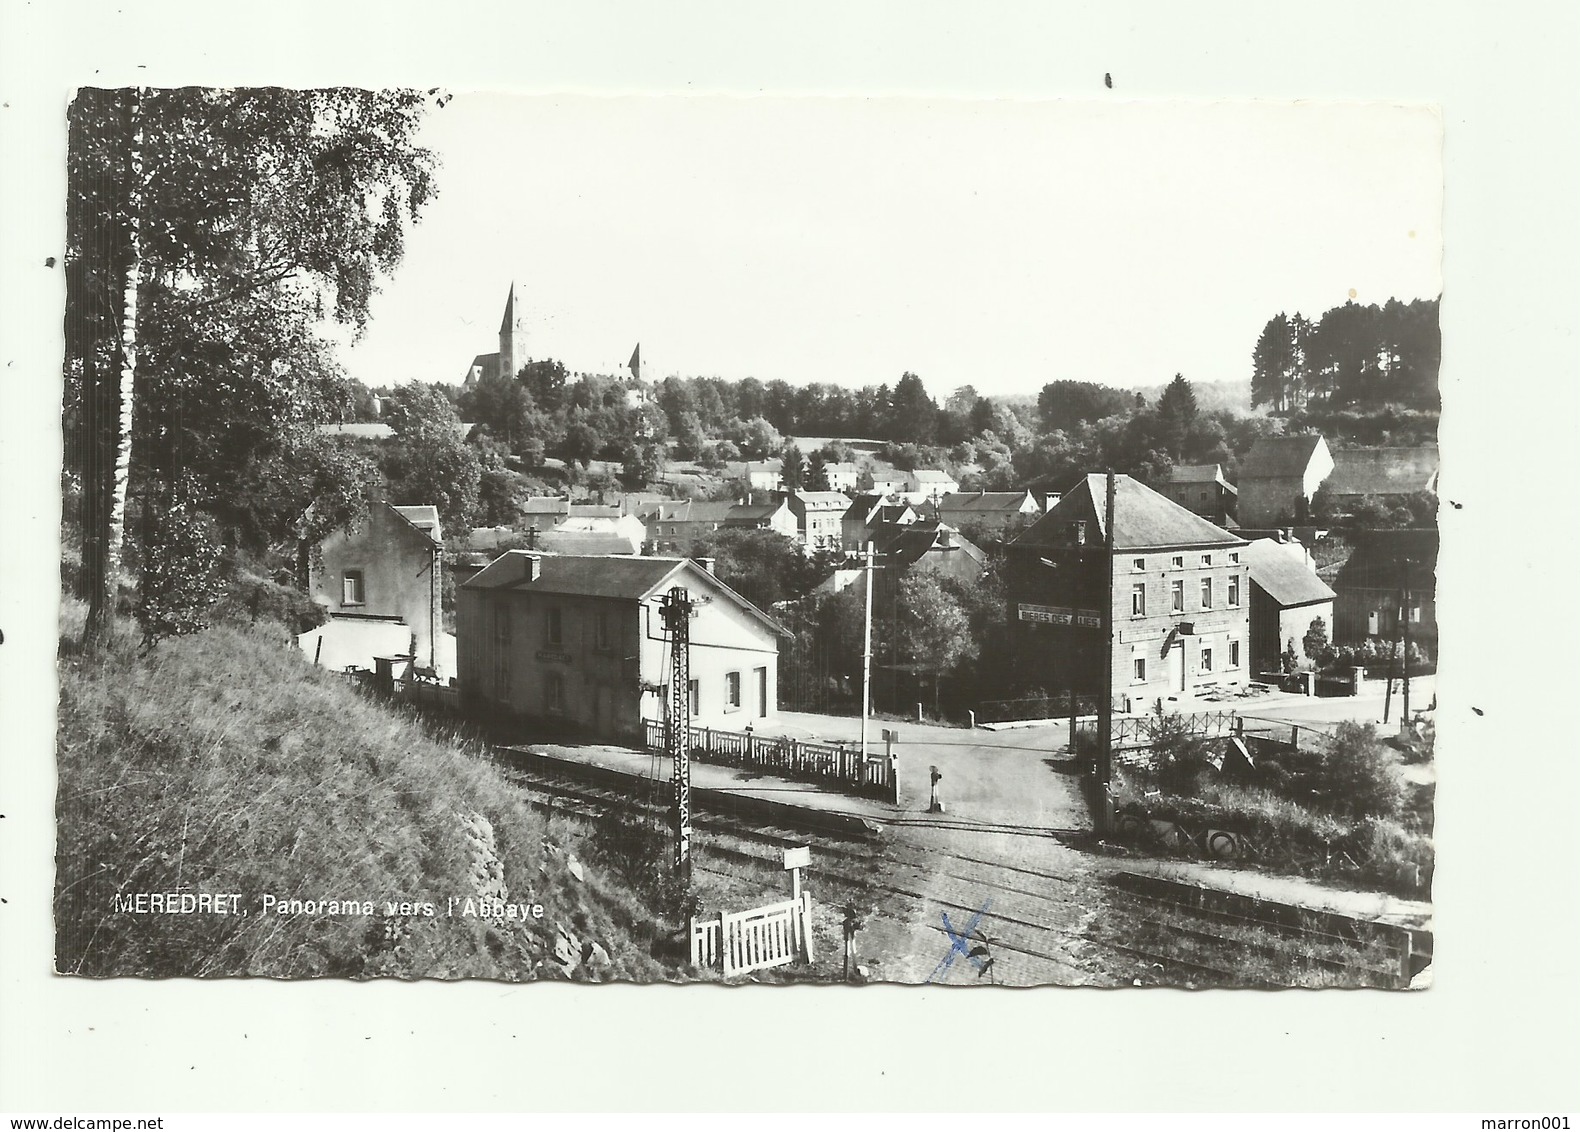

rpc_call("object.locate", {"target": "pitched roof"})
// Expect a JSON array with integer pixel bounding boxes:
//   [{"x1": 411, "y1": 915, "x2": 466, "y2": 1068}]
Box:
[
  {"x1": 825, "y1": 462, "x2": 861, "y2": 474},
  {"x1": 911, "y1": 470, "x2": 956, "y2": 483},
  {"x1": 461, "y1": 551, "x2": 785, "y2": 633},
  {"x1": 725, "y1": 502, "x2": 786, "y2": 523},
  {"x1": 1012, "y1": 474, "x2": 1245, "y2": 551},
  {"x1": 568, "y1": 504, "x2": 621, "y2": 520},
  {"x1": 1165, "y1": 464, "x2": 1228, "y2": 485},
  {"x1": 1242, "y1": 435, "x2": 1329, "y2": 478},
  {"x1": 537, "y1": 530, "x2": 641, "y2": 556},
  {"x1": 873, "y1": 522, "x2": 987, "y2": 568},
  {"x1": 1243, "y1": 538, "x2": 1335, "y2": 607},
  {"x1": 1333, "y1": 528, "x2": 1439, "y2": 591},
  {"x1": 937, "y1": 491, "x2": 1036, "y2": 514},
  {"x1": 392, "y1": 505, "x2": 441, "y2": 542},
  {"x1": 793, "y1": 490, "x2": 852, "y2": 510},
  {"x1": 1324, "y1": 447, "x2": 1439, "y2": 497}
]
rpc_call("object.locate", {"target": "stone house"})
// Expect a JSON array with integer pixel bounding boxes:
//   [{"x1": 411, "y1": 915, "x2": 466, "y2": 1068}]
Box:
[
  {"x1": 1006, "y1": 474, "x2": 1250, "y2": 706},
  {"x1": 297, "y1": 502, "x2": 448, "y2": 679},
  {"x1": 841, "y1": 493, "x2": 919, "y2": 553},
  {"x1": 1332, "y1": 528, "x2": 1438, "y2": 647},
  {"x1": 1238, "y1": 435, "x2": 1334, "y2": 526},
  {"x1": 1242, "y1": 537, "x2": 1336, "y2": 676},
  {"x1": 935, "y1": 490, "x2": 1043, "y2": 538},
  {"x1": 457, "y1": 553, "x2": 783, "y2": 741},
  {"x1": 1159, "y1": 464, "x2": 1239, "y2": 525},
  {"x1": 786, "y1": 490, "x2": 852, "y2": 553}
]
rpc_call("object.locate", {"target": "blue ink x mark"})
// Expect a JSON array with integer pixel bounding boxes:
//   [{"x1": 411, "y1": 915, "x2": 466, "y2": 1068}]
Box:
[{"x1": 925, "y1": 897, "x2": 993, "y2": 984}]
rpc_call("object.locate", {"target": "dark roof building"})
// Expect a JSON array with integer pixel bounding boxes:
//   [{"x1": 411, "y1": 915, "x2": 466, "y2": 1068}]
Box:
[
  {"x1": 1323, "y1": 447, "x2": 1440, "y2": 499},
  {"x1": 1015, "y1": 473, "x2": 1246, "y2": 552},
  {"x1": 1238, "y1": 435, "x2": 1335, "y2": 526}
]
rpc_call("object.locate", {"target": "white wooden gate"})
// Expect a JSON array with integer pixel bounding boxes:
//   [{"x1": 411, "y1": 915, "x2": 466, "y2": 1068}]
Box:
[{"x1": 690, "y1": 893, "x2": 813, "y2": 976}]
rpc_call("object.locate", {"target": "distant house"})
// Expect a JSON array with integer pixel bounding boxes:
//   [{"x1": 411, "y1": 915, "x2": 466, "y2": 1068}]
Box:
[
  {"x1": 538, "y1": 516, "x2": 645, "y2": 557},
  {"x1": 842, "y1": 494, "x2": 919, "y2": 553},
  {"x1": 1006, "y1": 475, "x2": 1250, "y2": 703},
  {"x1": 1243, "y1": 537, "x2": 1336, "y2": 676},
  {"x1": 786, "y1": 490, "x2": 851, "y2": 553},
  {"x1": 1238, "y1": 435, "x2": 1334, "y2": 526},
  {"x1": 457, "y1": 553, "x2": 784, "y2": 741},
  {"x1": 1333, "y1": 528, "x2": 1438, "y2": 647},
  {"x1": 296, "y1": 502, "x2": 449, "y2": 679},
  {"x1": 315, "y1": 421, "x2": 395, "y2": 441},
  {"x1": 903, "y1": 469, "x2": 960, "y2": 508},
  {"x1": 745, "y1": 460, "x2": 784, "y2": 494},
  {"x1": 822, "y1": 462, "x2": 862, "y2": 493},
  {"x1": 520, "y1": 496, "x2": 572, "y2": 525},
  {"x1": 935, "y1": 490, "x2": 1042, "y2": 537},
  {"x1": 642, "y1": 500, "x2": 736, "y2": 555},
  {"x1": 1160, "y1": 464, "x2": 1238, "y2": 525},
  {"x1": 870, "y1": 522, "x2": 988, "y2": 601},
  {"x1": 865, "y1": 471, "x2": 910, "y2": 497},
  {"x1": 723, "y1": 497, "x2": 799, "y2": 541},
  {"x1": 1323, "y1": 447, "x2": 1439, "y2": 510}
]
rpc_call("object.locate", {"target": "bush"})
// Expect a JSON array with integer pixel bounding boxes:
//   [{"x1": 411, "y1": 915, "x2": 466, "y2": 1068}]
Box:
[{"x1": 1303, "y1": 721, "x2": 1406, "y2": 821}]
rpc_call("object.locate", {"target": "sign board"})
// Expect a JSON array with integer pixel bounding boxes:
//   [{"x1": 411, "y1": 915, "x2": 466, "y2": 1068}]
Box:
[
  {"x1": 535, "y1": 649, "x2": 572, "y2": 664},
  {"x1": 882, "y1": 728, "x2": 898, "y2": 743},
  {"x1": 1018, "y1": 603, "x2": 1102, "y2": 627},
  {"x1": 782, "y1": 846, "x2": 811, "y2": 871}
]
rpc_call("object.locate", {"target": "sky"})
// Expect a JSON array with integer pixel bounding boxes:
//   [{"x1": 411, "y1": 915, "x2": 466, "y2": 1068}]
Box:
[{"x1": 336, "y1": 94, "x2": 1443, "y2": 400}]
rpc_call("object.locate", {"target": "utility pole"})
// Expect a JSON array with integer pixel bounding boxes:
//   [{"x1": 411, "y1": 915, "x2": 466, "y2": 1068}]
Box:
[
  {"x1": 659, "y1": 586, "x2": 695, "y2": 881},
  {"x1": 1096, "y1": 472, "x2": 1116, "y2": 834},
  {"x1": 860, "y1": 541, "x2": 874, "y2": 765}
]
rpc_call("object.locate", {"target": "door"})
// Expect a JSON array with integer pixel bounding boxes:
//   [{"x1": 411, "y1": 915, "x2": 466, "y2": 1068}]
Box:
[
  {"x1": 1167, "y1": 642, "x2": 1185, "y2": 692},
  {"x1": 756, "y1": 666, "x2": 769, "y2": 717}
]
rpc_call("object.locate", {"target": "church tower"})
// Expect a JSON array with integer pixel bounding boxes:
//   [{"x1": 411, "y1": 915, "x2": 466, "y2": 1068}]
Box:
[{"x1": 498, "y1": 282, "x2": 529, "y2": 380}]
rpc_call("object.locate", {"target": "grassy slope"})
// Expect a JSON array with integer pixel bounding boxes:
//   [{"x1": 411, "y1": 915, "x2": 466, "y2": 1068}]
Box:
[{"x1": 55, "y1": 603, "x2": 673, "y2": 980}]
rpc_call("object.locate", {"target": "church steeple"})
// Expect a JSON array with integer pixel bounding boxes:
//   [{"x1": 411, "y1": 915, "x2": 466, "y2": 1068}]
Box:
[{"x1": 498, "y1": 281, "x2": 528, "y2": 380}]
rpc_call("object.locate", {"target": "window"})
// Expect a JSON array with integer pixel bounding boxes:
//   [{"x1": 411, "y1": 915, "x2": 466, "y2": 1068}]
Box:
[
  {"x1": 545, "y1": 607, "x2": 562, "y2": 645},
  {"x1": 1229, "y1": 551, "x2": 1240, "y2": 564},
  {"x1": 1133, "y1": 657, "x2": 1146, "y2": 683},
  {"x1": 545, "y1": 673, "x2": 565, "y2": 713},
  {"x1": 1230, "y1": 640, "x2": 1241, "y2": 668},
  {"x1": 1228, "y1": 575, "x2": 1240, "y2": 608},
  {"x1": 1199, "y1": 491, "x2": 1209, "y2": 504},
  {"x1": 1200, "y1": 578, "x2": 1213, "y2": 609},
  {"x1": 342, "y1": 569, "x2": 365, "y2": 606},
  {"x1": 1201, "y1": 553, "x2": 1213, "y2": 567},
  {"x1": 594, "y1": 612, "x2": 611, "y2": 651},
  {"x1": 1131, "y1": 557, "x2": 1145, "y2": 572},
  {"x1": 1410, "y1": 606, "x2": 1422, "y2": 623},
  {"x1": 1201, "y1": 646, "x2": 1214, "y2": 673},
  {"x1": 1130, "y1": 583, "x2": 1147, "y2": 617},
  {"x1": 726, "y1": 671, "x2": 742, "y2": 710},
  {"x1": 688, "y1": 679, "x2": 700, "y2": 715},
  {"x1": 1171, "y1": 555, "x2": 1184, "y2": 569},
  {"x1": 1170, "y1": 579, "x2": 1184, "y2": 613}
]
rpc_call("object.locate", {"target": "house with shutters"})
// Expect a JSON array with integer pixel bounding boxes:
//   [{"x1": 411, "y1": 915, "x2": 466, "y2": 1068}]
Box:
[
  {"x1": 1242, "y1": 537, "x2": 1336, "y2": 676},
  {"x1": 1238, "y1": 435, "x2": 1334, "y2": 526},
  {"x1": 722, "y1": 497, "x2": 799, "y2": 541},
  {"x1": 822, "y1": 462, "x2": 862, "y2": 493},
  {"x1": 1159, "y1": 464, "x2": 1239, "y2": 526},
  {"x1": 1006, "y1": 474, "x2": 1250, "y2": 706},
  {"x1": 457, "y1": 553, "x2": 783, "y2": 741},
  {"x1": 296, "y1": 502, "x2": 450, "y2": 680}
]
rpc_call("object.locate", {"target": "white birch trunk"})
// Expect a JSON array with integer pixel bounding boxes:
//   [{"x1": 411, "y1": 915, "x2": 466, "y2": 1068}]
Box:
[{"x1": 104, "y1": 87, "x2": 140, "y2": 587}]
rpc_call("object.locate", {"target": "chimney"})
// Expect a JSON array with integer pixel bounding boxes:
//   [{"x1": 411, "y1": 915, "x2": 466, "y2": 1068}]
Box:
[{"x1": 696, "y1": 556, "x2": 716, "y2": 576}]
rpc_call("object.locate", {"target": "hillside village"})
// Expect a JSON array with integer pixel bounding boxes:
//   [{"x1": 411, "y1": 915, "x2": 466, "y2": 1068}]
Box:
[{"x1": 56, "y1": 90, "x2": 1440, "y2": 987}]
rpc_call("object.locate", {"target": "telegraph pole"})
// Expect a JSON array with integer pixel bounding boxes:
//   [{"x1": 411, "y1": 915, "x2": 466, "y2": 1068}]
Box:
[
  {"x1": 860, "y1": 541, "x2": 874, "y2": 764},
  {"x1": 1096, "y1": 472, "x2": 1116, "y2": 834},
  {"x1": 1400, "y1": 554, "x2": 1413, "y2": 735},
  {"x1": 659, "y1": 586, "x2": 695, "y2": 881}
]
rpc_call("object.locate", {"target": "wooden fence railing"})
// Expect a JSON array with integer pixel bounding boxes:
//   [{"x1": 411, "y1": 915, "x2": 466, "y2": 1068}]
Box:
[
  {"x1": 1082, "y1": 708, "x2": 1337, "y2": 754},
  {"x1": 333, "y1": 667, "x2": 460, "y2": 714},
  {"x1": 644, "y1": 719, "x2": 899, "y2": 802},
  {"x1": 691, "y1": 893, "x2": 813, "y2": 977}
]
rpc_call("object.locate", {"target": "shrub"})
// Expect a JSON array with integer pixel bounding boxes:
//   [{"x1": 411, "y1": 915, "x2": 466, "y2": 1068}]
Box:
[{"x1": 1307, "y1": 721, "x2": 1405, "y2": 821}]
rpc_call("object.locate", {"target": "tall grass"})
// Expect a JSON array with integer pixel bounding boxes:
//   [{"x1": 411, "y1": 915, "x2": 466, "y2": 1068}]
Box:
[{"x1": 55, "y1": 600, "x2": 672, "y2": 980}]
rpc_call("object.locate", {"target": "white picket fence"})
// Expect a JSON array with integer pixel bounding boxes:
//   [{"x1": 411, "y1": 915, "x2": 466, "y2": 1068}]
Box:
[{"x1": 690, "y1": 893, "x2": 814, "y2": 977}]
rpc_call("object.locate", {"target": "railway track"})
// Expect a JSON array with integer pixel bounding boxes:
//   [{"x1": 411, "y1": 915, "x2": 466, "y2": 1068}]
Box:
[{"x1": 497, "y1": 757, "x2": 1404, "y2": 988}]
